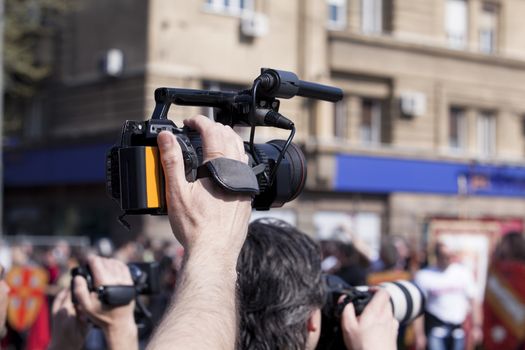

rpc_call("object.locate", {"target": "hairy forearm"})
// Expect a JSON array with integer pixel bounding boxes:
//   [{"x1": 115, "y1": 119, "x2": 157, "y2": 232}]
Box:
[{"x1": 148, "y1": 246, "x2": 239, "y2": 350}]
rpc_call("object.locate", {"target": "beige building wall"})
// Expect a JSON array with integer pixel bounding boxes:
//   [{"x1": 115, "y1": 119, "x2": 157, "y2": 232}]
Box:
[
  {"x1": 146, "y1": 0, "x2": 300, "y2": 84},
  {"x1": 33, "y1": 0, "x2": 525, "y2": 240}
]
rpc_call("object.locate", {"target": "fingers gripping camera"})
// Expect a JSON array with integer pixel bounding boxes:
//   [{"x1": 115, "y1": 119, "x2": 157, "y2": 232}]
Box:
[
  {"x1": 317, "y1": 275, "x2": 425, "y2": 350},
  {"x1": 106, "y1": 68, "x2": 343, "y2": 217},
  {"x1": 71, "y1": 262, "x2": 160, "y2": 307}
]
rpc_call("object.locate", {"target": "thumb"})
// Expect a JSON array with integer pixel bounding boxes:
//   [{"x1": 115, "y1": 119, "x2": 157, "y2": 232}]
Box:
[
  {"x1": 158, "y1": 132, "x2": 188, "y2": 198},
  {"x1": 341, "y1": 299, "x2": 359, "y2": 350},
  {"x1": 341, "y1": 299, "x2": 359, "y2": 333},
  {"x1": 52, "y1": 288, "x2": 69, "y2": 315},
  {"x1": 73, "y1": 276, "x2": 95, "y2": 318}
]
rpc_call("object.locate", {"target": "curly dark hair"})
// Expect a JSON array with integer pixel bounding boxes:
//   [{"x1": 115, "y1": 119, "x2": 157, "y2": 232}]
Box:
[{"x1": 236, "y1": 219, "x2": 324, "y2": 350}]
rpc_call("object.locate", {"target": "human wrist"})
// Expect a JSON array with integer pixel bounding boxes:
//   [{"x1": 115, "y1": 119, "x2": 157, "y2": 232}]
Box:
[
  {"x1": 186, "y1": 225, "x2": 248, "y2": 261},
  {"x1": 184, "y1": 244, "x2": 239, "y2": 281},
  {"x1": 103, "y1": 318, "x2": 138, "y2": 350}
]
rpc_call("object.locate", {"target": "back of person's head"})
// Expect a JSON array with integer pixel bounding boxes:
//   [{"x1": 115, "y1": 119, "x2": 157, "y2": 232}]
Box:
[
  {"x1": 236, "y1": 219, "x2": 324, "y2": 350},
  {"x1": 495, "y1": 232, "x2": 525, "y2": 262},
  {"x1": 380, "y1": 237, "x2": 400, "y2": 270}
]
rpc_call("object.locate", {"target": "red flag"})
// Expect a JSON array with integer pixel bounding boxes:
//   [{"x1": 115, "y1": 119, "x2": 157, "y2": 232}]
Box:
[{"x1": 483, "y1": 261, "x2": 525, "y2": 350}]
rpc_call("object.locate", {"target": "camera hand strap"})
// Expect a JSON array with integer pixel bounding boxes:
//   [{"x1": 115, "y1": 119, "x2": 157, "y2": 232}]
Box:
[{"x1": 196, "y1": 157, "x2": 260, "y2": 195}]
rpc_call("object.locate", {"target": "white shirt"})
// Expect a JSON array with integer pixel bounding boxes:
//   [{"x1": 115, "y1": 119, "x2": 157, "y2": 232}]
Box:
[{"x1": 414, "y1": 263, "x2": 478, "y2": 325}]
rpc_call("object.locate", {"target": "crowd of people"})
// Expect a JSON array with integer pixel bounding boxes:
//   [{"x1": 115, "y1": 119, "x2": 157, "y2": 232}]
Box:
[{"x1": 0, "y1": 116, "x2": 524, "y2": 349}]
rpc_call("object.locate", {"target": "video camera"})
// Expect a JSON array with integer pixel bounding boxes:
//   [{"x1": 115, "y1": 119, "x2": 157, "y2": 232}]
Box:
[
  {"x1": 106, "y1": 68, "x2": 343, "y2": 219},
  {"x1": 71, "y1": 262, "x2": 160, "y2": 331},
  {"x1": 317, "y1": 275, "x2": 425, "y2": 350}
]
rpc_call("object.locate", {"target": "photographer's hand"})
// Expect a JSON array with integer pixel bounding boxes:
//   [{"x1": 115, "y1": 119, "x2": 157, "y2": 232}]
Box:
[
  {"x1": 158, "y1": 115, "x2": 251, "y2": 254},
  {"x1": 48, "y1": 289, "x2": 88, "y2": 350},
  {"x1": 341, "y1": 290, "x2": 399, "y2": 350},
  {"x1": 149, "y1": 116, "x2": 251, "y2": 350},
  {"x1": 73, "y1": 256, "x2": 138, "y2": 350}
]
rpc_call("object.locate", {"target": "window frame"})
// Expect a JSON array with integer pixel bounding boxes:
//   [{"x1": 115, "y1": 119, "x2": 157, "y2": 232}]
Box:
[
  {"x1": 333, "y1": 98, "x2": 348, "y2": 139},
  {"x1": 449, "y1": 106, "x2": 468, "y2": 152},
  {"x1": 445, "y1": 0, "x2": 468, "y2": 49},
  {"x1": 327, "y1": 0, "x2": 348, "y2": 31},
  {"x1": 360, "y1": 98, "x2": 382, "y2": 145},
  {"x1": 361, "y1": 0, "x2": 383, "y2": 34},
  {"x1": 479, "y1": 2, "x2": 498, "y2": 54},
  {"x1": 477, "y1": 111, "x2": 497, "y2": 157}
]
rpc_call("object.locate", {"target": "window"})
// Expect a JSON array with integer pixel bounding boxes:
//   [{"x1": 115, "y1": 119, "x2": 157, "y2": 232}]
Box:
[
  {"x1": 333, "y1": 99, "x2": 348, "y2": 138},
  {"x1": 360, "y1": 98, "x2": 382, "y2": 145},
  {"x1": 327, "y1": 0, "x2": 347, "y2": 30},
  {"x1": 205, "y1": 0, "x2": 253, "y2": 15},
  {"x1": 445, "y1": 0, "x2": 468, "y2": 49},
  {"x1": 477, "y1": 111, "x2": 496, "y2": 157},
  {"x1": 449, "y1": 107, "x2": 467, "y2": 151},
  {"x1": 479, "y1": 3, "x2": 498, "y2": 53},
  {"x1": 361, "y1": 0, "x2": 383, "y2": 34}
]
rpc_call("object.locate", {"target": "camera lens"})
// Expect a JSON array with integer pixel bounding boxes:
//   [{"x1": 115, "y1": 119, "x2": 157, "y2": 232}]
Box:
[
  {"x1": 266, "y1": 140, "x2": 307, "y2": 203},
  {"x1": 379, "y1": 280, "x2": 425, "y2": 324}
]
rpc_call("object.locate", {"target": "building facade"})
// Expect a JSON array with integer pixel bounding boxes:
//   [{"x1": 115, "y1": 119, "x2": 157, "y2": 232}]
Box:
[{"x1": 5, "y1": 0, "x2": 525, "y2": 253}]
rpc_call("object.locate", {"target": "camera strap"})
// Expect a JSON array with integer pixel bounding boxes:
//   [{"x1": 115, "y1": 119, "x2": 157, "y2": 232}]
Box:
[
  {"x1": 96, "y1": 285, "x2": 136, "y2": 306},
  {"x1": 196, "y1": 157, "x2": 260, "y2": 195}
]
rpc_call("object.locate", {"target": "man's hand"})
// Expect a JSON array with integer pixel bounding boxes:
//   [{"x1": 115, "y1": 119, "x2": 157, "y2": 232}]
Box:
[
  {"x1": 73, "y1": 256, "x2": 138, "y2": 350},
  {"x1": 48, "y1": 289, "x2": 88, "y2": 350},
  {"x1": 158, "y1": 115, "x2": 252, "y2": 256},
  {"x1": 341, "y1": 290, "x2": 399, "y2": 350}
]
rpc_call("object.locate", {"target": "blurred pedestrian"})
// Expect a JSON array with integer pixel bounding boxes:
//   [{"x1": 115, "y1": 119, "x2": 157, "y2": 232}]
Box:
[{"x1": 413, "y1": 241, "x2": 482, "y2": 350}]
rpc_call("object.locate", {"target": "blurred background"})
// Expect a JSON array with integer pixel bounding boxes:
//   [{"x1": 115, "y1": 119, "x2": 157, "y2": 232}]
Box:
[
  {"x1": 2, "y1": 1, "x2": 525, "y2": 349},
  {"x1": 4, "y1": 0, "x2": 525, "y2": 256}
]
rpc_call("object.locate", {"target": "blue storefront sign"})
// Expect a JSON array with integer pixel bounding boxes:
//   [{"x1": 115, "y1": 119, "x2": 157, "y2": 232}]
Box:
[
  {"x1": 4, "y1": 144, "x2": 111, "y2": 186},
  {"x1": 336, "y1": 154, "x2": 525, "y2": 197}
]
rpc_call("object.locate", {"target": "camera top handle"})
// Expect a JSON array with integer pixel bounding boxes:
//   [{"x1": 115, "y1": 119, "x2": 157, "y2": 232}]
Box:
[
  {"x1": 150, "y1": 68, "x2": 343, "y2": 126},
  {"x1": 151, "y1": 88, "x2": 237, "y2": 120}
]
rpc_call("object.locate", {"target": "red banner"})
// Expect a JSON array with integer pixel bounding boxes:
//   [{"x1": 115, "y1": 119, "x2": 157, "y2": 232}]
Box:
[{"x1": 483, "y1": 261, "x2": 525, "y2": 350}]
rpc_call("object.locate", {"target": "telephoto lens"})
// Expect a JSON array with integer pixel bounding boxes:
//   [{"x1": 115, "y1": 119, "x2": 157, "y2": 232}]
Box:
[
  {"x1": 317, "y1": 275, "x2": 425, "y2": 350},
  {"x1": 378, "y1": 280, "x2": 425, "y2": 324}
]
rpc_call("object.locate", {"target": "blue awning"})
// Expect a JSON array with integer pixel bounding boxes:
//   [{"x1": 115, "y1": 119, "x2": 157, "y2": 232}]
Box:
[
  {"x1": 336, "y1": 154, "x2": 525, "y2": 197},
  {"x1": 4, "y1": 144, "x2": 112, "y2": 187}
]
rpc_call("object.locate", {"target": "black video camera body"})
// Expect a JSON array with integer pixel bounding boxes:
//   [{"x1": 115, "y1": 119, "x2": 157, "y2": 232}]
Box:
[
  {"x1": 317, "y1": 275, "x2": 425, "y2": 350},
  {"x1": 106, "y1": 68, "x2": 343, "y2": 216},
  {"x1": 71, "y1": 262, "x2": 160, "y2": 307}
]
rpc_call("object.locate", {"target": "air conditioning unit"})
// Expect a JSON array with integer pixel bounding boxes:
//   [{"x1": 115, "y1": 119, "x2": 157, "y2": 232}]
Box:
[
  {"x1": 241, "y1": 13, "x2": 269, "y2": 38},
  {"x1": 400, "y1": 92, "x2": 426, "y2": 118},
  {"x1": 101, "y1": 49, "x2": 124, "y2": 77}
]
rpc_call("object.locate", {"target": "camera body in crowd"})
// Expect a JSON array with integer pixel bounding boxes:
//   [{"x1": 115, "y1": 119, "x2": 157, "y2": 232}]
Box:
[
  {"x1": 106, "y1": 68, "x2": 343, "y2": 217},
  {"x1": 317, "y1": 275, "x2": 425, "y2": 350},
  {"x1": 71, "y1": 262, "x2": 160, "y2": 306}
]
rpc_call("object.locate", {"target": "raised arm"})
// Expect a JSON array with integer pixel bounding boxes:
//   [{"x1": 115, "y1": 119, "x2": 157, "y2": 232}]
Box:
[{"x1": 147, "y1": 116, "x2": 252, "y2": 350}]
